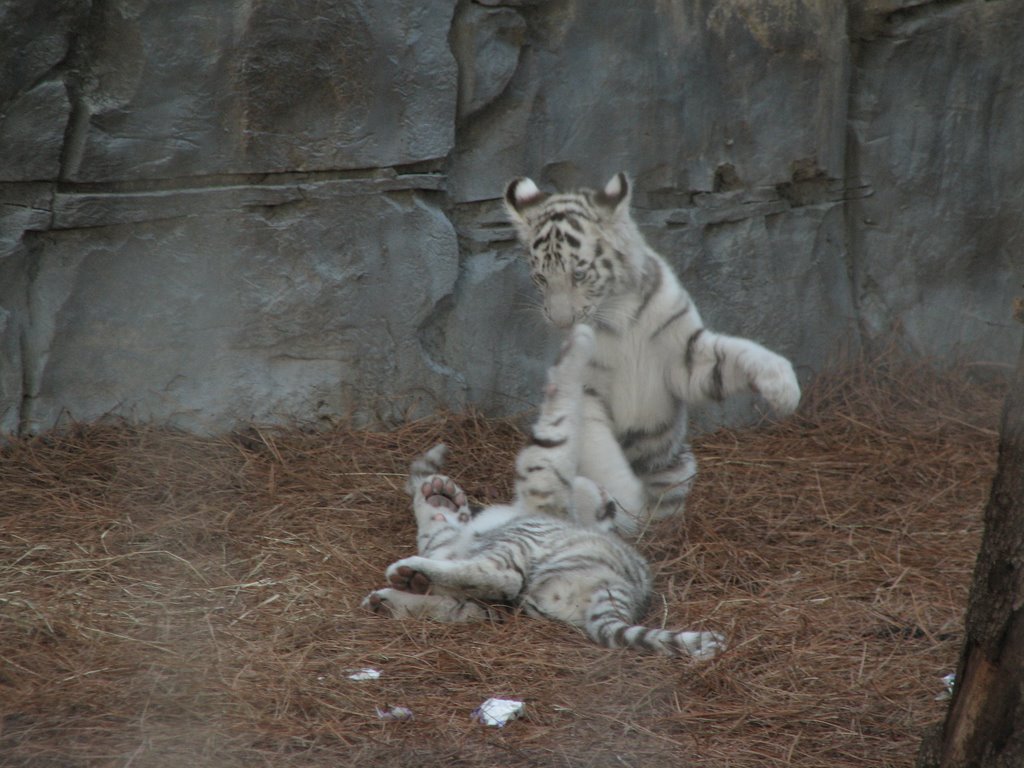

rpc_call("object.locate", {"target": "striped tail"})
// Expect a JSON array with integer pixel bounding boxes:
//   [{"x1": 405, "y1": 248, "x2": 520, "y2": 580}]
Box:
[{"x1": 585, "y1": 588, "x2": 724, "y2": 660}]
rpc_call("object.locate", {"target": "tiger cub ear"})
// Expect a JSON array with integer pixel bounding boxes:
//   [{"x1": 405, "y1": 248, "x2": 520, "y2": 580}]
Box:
[
  {"x1": 505, "y1": 177, "x2": 547, "y2": 215},
  {"x1": 596, "y1": 172, "x2": 630, "y2": 210}
]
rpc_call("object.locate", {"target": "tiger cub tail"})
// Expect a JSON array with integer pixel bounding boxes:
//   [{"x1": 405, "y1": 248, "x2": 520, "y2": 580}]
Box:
[{"x1": 584, "y1": 587, "x2": 725, "y2": 660}]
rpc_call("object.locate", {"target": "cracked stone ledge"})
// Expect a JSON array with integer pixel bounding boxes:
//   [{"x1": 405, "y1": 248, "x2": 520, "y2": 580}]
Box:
[{"x1": 0, "y1": 173, "x2": 446, "y2": 230}]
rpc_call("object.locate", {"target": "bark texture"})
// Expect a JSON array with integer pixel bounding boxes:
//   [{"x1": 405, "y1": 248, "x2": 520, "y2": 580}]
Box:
[{"x1": 919, "y1": 302, "x2": 1024, "y2": 767}]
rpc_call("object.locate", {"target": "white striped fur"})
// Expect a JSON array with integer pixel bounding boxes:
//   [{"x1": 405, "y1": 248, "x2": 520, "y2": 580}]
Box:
[
  {"x1": 505, "y1": 173, "x2": 800, "y2": 534},
  {"x1": 363, "y1": 325, "x2": 724, "y2": 659}
]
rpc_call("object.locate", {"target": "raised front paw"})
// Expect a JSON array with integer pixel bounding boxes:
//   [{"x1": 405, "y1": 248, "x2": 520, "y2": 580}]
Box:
[
  {"x1": 750, "y1": 356, "x2": 800, "y2": 416},
  {"x1": 565, "y1": 323, "x2": 596, "y2": 359},
  {"x1": 540, "y1": 323, "x2": 596, "y2": 401},
  {"x1": 385, "y1": 558, "x2": 432, "y2": 594}
]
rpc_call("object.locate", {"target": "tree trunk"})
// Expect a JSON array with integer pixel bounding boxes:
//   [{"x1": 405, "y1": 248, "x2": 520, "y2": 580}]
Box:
[{"x1": 919, "y1": 302, "x2": 1024, "y2": 768}]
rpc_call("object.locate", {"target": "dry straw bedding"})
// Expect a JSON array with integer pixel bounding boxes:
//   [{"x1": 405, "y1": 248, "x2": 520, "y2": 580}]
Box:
[{"x1": 0, "y1": 356, "x2": 1004, "y2": 767}]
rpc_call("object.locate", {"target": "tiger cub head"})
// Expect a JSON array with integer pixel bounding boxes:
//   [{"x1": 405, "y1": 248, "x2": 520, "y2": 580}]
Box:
[{"x1": 504, "y1": 173, "x2": 643, "y2": 330}]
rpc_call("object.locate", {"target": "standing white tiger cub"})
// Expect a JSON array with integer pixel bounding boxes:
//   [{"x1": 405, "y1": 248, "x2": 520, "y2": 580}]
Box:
[
  {"x1": 505, "y1": 172, "x2": 801, "y2": 535},
  {"x1": 363, "y1": 324, "x2": 724, "y2": 659}
]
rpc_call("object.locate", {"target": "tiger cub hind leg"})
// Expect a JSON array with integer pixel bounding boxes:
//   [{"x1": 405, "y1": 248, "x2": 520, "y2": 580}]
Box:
[
  {"x1": 384, "y1": 554, "x2": 525, "y2": 602},
  {"x1": 362, "y1": 588, "x2": 493, "y2": 623},
  {"x1": 420, "y1": 475, "x2": 471, "y2": 522},
  {"x1": 410, "y1": 469, "x2": 475, "y2": 558}
]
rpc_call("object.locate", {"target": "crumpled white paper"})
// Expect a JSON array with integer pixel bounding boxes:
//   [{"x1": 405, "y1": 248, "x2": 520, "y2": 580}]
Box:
[
  {"x1": 472, "y1": 697, "x2": 525, "y2": 727},
  {"x1": 375, "y1": 705, "x2": 413, "y2": 721},
  {"x1": 347, "y1": 668, "x2": 382, "y2": 681},
  {"x1": 935, "y1": 672, "x2": 956, "y2": 700}
]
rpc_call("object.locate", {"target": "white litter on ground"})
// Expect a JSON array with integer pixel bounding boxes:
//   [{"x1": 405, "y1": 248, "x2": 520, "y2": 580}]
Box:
[
  {"x1": 935, "y1": 672, "x2": 956, "y2": 700},
  {"x1": 472, "y1": 698, "x2": 525, "y2": 727},
  {"x1": 347, "y1": 668, "x2": 382, "y2": 681},
  {"x1": 375, "y1": 705, "x2": 413, "y2": 721}
]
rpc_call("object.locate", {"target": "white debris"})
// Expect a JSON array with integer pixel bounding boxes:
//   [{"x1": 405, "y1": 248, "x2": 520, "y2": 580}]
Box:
[
  {"x1": 347, "y1": 668, "x2": 382, "y2": 681},
  {"x1": 935, "y1": 672, "x2": 956, "y2": 700},
  {"x1": 375, "y1": 705, "x2": 413, "y2": 721},
  {"x1": 472, "y1": 697, "x2": 525, "y2": 727}
]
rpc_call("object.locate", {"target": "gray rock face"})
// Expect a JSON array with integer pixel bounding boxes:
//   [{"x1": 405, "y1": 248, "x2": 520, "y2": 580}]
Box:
[
  {"x1": 448, "y1": 0, "x2": 849, "y2": 202},
  {"x1": 62, "y1": 0, "x2": 458, "y2": 181},
  {"x1": 5, "y1": 178, "x2": 459, "y2": 434},
  {"x1": 451, "y1": 3, "x2": 526, "y2": 121},
  {"x1": 0, "y1": 80, "x2": 69, "y2": 182},
  {"x1": 848, "y1": 1, "x2": 1024, "y2": 364},
  {"x1": 1, "y1": 0, "x2": 1021, "y2": 436}
]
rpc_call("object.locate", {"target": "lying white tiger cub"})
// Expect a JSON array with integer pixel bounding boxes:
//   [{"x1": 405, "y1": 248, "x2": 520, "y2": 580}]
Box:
[
  {"x1": 505, "y1": 172, "x2": 801, "y2": 534},
  {"x1": 364, "y1": 325, "x2": 724, "y2": 659}
]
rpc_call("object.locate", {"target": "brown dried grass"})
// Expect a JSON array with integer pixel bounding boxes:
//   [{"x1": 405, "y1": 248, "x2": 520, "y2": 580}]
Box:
[{"x1": 0, "y1": 354, "x2": 1004, "y2": 767}]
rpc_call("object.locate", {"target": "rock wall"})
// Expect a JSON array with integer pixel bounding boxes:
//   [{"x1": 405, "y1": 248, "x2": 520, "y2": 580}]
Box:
[{"x1": 1, "y1": 0, "x2": 1021, "y2": 435}]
